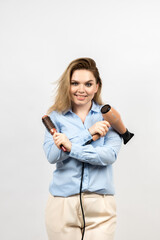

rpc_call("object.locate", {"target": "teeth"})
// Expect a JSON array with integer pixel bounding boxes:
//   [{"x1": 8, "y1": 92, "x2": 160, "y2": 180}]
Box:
[{"x1": 75, "y1": 94, "x2": 87, "y2": 97}]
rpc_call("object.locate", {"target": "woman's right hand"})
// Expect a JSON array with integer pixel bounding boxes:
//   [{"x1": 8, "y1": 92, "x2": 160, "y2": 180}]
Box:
[
  {"x1": 88, "y1": 121, "x2": 110, "y2": 137},
  {"x1": 53, "y1": 132, "x2": 72, "y2": 152}
]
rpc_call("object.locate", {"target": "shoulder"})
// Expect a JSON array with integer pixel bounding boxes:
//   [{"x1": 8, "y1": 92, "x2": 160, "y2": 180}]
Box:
[
  {"x1": 49, "y1": 110, "x2": 63, "y2": 117},
  {"x1": 48, "y1": 110, "x2": 63, "y2": 126}
]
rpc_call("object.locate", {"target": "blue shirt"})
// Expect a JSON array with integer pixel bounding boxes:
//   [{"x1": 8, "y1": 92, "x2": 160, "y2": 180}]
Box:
[{"x1": 43, "y1": 101, "x2": 122, "y2": 197}]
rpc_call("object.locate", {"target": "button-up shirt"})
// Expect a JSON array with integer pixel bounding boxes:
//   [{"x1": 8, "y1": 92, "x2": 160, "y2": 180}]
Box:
[{"x1": 43, "y1": 101, "x2": 122, "y2": 197}]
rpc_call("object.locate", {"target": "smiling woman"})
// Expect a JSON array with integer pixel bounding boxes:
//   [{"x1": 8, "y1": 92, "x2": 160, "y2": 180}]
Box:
[
  {"x1": 70, "y1": 69, "x2": 99, "y2": 114},
  {"x1": 47, "y1": 58, "x2": 103, "y2": 114},
  {"x1": 43, "y1": 57, "x2": 122, "y2": 240}
]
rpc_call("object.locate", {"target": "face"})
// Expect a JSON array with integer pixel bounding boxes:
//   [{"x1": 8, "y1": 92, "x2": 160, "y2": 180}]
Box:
[{"x1": 70, "y1": 69, "x2": 99, "y2": 109}]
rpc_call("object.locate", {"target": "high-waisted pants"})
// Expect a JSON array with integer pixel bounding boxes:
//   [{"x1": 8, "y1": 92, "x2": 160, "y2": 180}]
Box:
[{"x1": 45, "y1": 192, "x2": 117, "y2": 240}]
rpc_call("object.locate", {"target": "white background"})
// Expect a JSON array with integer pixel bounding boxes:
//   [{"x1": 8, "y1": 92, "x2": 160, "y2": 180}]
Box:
[{"x1": 0, "y1": 0, "x2": 160, "y2": 239}]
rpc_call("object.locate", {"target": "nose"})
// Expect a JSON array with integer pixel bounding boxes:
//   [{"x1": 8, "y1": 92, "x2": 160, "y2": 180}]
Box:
[{"x1": 77, "y1": 84, "x2": 85, "y2": 93}]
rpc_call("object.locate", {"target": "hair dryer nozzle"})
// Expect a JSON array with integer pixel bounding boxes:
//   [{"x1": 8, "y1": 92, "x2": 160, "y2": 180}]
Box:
[
  {"x1": 101, "y1": 104, "x2": 111, "y2": 114},
  {"x1": 121, "y1": 129, "x2": 134, "y2": 144}
]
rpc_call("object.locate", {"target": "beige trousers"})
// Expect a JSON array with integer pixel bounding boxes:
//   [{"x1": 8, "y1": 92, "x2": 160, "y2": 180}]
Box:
[{"x1": 45, "y1": 192, "x2": 117, "y2": 240}]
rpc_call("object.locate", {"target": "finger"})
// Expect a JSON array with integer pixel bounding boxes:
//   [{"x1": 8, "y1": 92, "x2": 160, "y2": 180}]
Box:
[
  {"x1": 54, "y1": 135, "x2": 61, "y2": 143},
  {"x1": 98, "y1": 122, "x2": 109, "y2": 129},
  {"x1": 104, "y1": 127, "x2": 109, "y2": 135},
  {"x1": 99, "y1": 126, "x2": 109, "y2": 136},
  {"x1": 53, "y1": 132, "x2": 58, "y2": 139},
  {"x1": 97, "y1": 128, "x2": 105, "y2": 137},
  {"x1": 104, "y1": 125, "x2": 109, "y2": 132},
  {"x1": 103, "y1": 121, "x2": 110, "y2": 127},
  {"x1": 54, "y1": 133, "x2": 63, "y2": 141},
  {"x1": 55, "y1": 137, "x2": 62, "y2": 145},
  {"x1": 54, "y1": 132, "x2": 61, "y2": 137},
  {"x1": 100, "y1": 125, "x2": 108, "y2": 132},
  {"x1": 53, "y1": 135, "x2": 59, "y2": 142},
  {"x1": 100, "y1": 124, "x2": 109, "y2": 131},
  {"x1": 54, "y1": 140, "x2": 61, "y2": 149}
]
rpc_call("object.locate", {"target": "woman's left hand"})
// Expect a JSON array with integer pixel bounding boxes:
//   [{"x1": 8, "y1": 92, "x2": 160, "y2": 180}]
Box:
[{"x1": 53, "y1": 132, "x2": 72, "y2": 152}]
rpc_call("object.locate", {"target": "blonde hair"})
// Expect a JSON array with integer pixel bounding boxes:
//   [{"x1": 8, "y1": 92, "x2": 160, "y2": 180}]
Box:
[{"x1": 47, "y1": 57, "x2": 103, "y2": 114}]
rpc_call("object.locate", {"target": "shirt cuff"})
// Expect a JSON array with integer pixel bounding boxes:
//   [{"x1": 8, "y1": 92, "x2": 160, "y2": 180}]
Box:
[{"x1": 69, "y1": 143, "x2": 102, "y2": 165}]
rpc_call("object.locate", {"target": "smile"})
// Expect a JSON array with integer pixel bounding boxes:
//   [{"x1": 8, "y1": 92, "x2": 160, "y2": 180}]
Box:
[
  {"x1": 74, "y1": 94, "x2": 88, "y2": 101},
  {"x1": 74, "y1": 94, "x2": 87, "y2": 97}
]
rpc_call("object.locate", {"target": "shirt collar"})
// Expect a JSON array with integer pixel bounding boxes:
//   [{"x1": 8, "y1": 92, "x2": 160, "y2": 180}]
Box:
[
  {"x1": 90, "y1": 101, "x2": 100, "y2": 113},
  {"x1": 62, "y1": 101, "x2": 100, "y2": 115}
]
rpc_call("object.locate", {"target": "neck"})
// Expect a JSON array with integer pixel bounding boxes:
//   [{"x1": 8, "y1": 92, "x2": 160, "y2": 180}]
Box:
[{"x1": 72, "y1": 101, "x2": 92, "y2": 115}]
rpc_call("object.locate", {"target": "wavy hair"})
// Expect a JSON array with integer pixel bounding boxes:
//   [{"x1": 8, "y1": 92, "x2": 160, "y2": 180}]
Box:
[{"x1": 47, "y1": 57, "x2": 103, "y2": 114}]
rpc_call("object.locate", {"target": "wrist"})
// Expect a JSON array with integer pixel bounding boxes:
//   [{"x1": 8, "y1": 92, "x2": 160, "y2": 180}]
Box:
[
  {"x1": 66, "y1": 142, "x2": 72, "y2": 152},
  {"x1": 88, "y1": 127, "x2": 94, "y2": 136}
]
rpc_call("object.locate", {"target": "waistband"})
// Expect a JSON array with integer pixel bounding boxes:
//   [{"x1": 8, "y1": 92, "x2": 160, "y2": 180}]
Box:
[{"x1": 72, "y1": 191, "x2": 114, "y2": 198}]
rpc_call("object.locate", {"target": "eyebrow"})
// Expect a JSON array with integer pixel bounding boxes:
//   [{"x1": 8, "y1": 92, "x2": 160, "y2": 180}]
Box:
[{"x1": 71, "y1": 80, "x2": 94, "y2": 82}]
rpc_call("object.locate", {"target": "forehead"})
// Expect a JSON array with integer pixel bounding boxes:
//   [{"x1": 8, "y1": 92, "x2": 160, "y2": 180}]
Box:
[{"x1": 71, "y1": 69, "x2": 96, "y2": 82}]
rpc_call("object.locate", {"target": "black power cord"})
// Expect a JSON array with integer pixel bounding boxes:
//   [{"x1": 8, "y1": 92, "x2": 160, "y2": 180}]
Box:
[
  {"x1": 79, "y1": 139, "x2": 93, "y2": 240},
  {"x1": 79, "y1": 162, "x2": 85, "y2": 240}
]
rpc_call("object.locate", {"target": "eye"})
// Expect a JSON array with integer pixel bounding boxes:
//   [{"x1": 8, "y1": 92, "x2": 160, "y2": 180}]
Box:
[
  {"x1": 85, "y1": 82, "x2": 92, "y2": 87},
  {"x1": 71, "y1": 82, "x2": 78, "y2": 86}
]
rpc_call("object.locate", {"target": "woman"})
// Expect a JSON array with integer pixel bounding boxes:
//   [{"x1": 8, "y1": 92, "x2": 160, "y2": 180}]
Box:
[{"x1": 43, "y1": 57, "x2": 122, "y2": 240}]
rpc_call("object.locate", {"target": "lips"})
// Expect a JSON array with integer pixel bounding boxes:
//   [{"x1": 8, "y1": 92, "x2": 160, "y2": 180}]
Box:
[{"x1": 74, "y1": 94, "x2": 87, "y2": 100}]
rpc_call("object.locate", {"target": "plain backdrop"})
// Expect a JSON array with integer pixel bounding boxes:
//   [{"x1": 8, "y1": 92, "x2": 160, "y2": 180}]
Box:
[{"x1": 0, "y1": 0, "x2": 160, "y2": 239}]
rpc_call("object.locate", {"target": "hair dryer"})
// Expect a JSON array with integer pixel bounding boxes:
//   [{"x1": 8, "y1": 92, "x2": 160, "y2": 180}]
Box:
[
  {"x1": 42, "y1": 115, "x2": 67, "y2": 152},
  {"x1": 101, "y1": 104, "x2": 134, "y2": 144}
]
